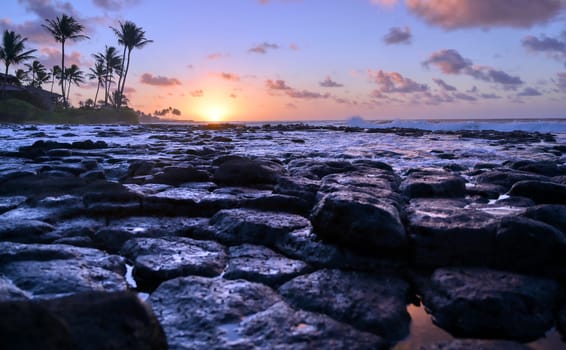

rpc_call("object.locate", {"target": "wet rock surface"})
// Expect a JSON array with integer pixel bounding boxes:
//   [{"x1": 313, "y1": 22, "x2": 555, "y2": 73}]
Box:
[
  {"x1": 0, "y1": 123, "x2": 564, "y2": 349},
  {"x1": 421, "y1": 267, "x2": 560, "y2": 341}
]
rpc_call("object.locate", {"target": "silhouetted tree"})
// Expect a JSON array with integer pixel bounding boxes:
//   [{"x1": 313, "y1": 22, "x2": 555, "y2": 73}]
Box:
[
  {"x1": 112, "y1": 21, "x2": 152, "y2": 109},
  {"x1": 25, "y1": 60, "x2": 50, "y2": 88},
  {"x1": 49, "y1": 65, "x2": 61, "y2": 94},
  {"x1": 42, "y1": 15, "x2": 89, "y2": 107},
  {"x1": 64, "y1": 64, "x2": 84, "y2": 105},
  {"x1": 92, "y1": 46, "x2": 121, "y2": 106},
  {"x1": 0, "y1": 30, "x2": 36, "y2": 94},
  {"x1": 88, "y1": 60, "x2": 105, "y2": 108}
]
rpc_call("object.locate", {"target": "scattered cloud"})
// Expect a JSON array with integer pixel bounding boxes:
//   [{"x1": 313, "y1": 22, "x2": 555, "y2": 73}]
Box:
[
  {"x1": 383, "y1": 26, "x2": 412, "y2": 45},
  {"x1": 404, "y1": 0, "x2": 565, "y2": 29},
  {"x1": 424, "y1": 49, "x2": 472, "y2": 74},
  {"x1": 39, "y1": 47, "x2": 84, "y2": 68},
  {"x1": 206, "y1": 52, "x2": 229, "y2": 60},
  {"x1": 319, "y1": 76, "x2": 344, "y2": 88},
  {"x1": 229, "y1": 93, "x2": 237, "y2": 98},
  {"x1": 424, "y1": 49, "x2": 524, "y2": 87},
  {"x1": 289, "y1": 43, "x2": 300, "y2": 50},
  {"x1": 265, "y1": 79, "x2": 292, "y2": 90},
  {"x1": 368, "y1": 69, "x2": 429, "y2": 93},
  {"x1": 248, "y1": 42, "x2": 279, "y2": 54},
  {"x1": 190, "y1": 89, "x2": 204, "y2": 97},
  {"x1": 480, "y1": 93, "x2": 501, "y2": 99},
  {"x1": 433, "y1": 78, "x2": 457, "y2": 91},
  {"x1": 0, "y1": 18, "x2": 53, "y2": 44},
  {"x1": 219, "y1": 72, "x2": 240, "y2": 81},
  {"x1": 452, "y1": 92, "x2": 476, "y2": 101},
  {"x1": 522, "y1": 32, "x2": 566, "y2": 65},
  {"x1": 18, "y1": 0, "x2": 78, "y2": 20},
  {"x1": 287, "y1": 89, "x2": 330, "y2": 99},
  {"x1": 92, "y1": 0, "x2": 141, "y2": 11},
  {"x1": 285, "y1": 103, "x2": 297, "y2": 109},
  {"x1": 517, "y1": 87, "x2": 543, "y2": 96},
  {"x1": 140, "y1": 73, "x2": 182, "y2": 86},
  {"x1": 556, "y1": 72, "x2": 566, "y2": 92},
  {"x1": 370, "y1": 0, "x2": 399, "y2": 7}
]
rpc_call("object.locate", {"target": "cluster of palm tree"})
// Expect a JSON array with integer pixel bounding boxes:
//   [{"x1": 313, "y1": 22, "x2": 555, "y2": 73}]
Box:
[{"x1": 1, "y1": 13, "x2": 151, "y2": 109}]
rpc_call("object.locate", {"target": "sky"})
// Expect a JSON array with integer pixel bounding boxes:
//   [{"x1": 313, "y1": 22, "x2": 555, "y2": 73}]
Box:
[{"x1": 1, "y1": 0, "x2": 566, "y2": 122}]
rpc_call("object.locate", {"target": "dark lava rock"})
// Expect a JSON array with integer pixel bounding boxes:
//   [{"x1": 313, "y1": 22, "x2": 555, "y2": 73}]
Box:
[
  {"x1": 506, "y1": 159, "x2": 566, "y2": 177},
  {"x1": 421, "y1": 339, "x2": 531, "y2": 350},
  {"x1": 422, "y1": 267, "x2": 560, "y2": 341},
  {"x1": 466, "y1": 183, "x2": 505, "y2": 199},
  {"x1": 279, "y1": 269, "x2": 410, "y2": 340},
  {"x1": 0, "y1": 291, "x2": 166, "y2": 350},
  {"x1": 120, "y1": 236, "x2": 227, "y2": 290},
  {"x1": 508, "y1": 180, "x2": 566, "y2": 205},
  {"x1": 318, "y1": 169, "x2": 402, "y2": 194},
  {"x1": 0, "y1": 196, "x2": 26, "y2": 214},
  {"x1": 407, "y1": 199, "x2": 498, "y2": 266},
  {"x1": 287, "y1": 159, "x2": 356, "y2": 180},
  {"x1": 224, "y1": 244, "x2": 311, "y2": 286},
  {"x1": 0, "y1": 276, "x2": 29, "y2": 301},
  {"x1": 128, "y1": 160, "x2": 156, "y2": 177},
  {"x1": 495, "y1": 215, "x2": 566, "y2": 271},
  {"x1": 149, "y1": 276, "x2": 280, "y2": 349},
  {"x1": 0, "y1": 173, "x2": 87, "y2": 199},
  {"x1": 82, "y1": 181, "x2": 142, "y2": 217},
  {"x1": 213, "y1": 157, "x2": 285, "y2": 185},
  {"x1": 559, "y1": 304, "x2": 566, "y2": 339},
  {"x1": 0, "y1": 219, "x2": 54, "y2": 243},
  {"x1": 310, "y1": 190, "x2": 406, "y2": 252},
  {"x1": 274, "y1": 176, "x2": 320, "y2": 205},
  {"x1": 525, "y1": 204, "x2": 566, "y2": 233},
  {"x1": 0, "y1": 242, "x2": 126, "y2": 298},
  {"x1": 237, "y1": 301, "x2": 386, "y2": 350},
  {"x1": 474, "y1": 169, "x2": 549, "y2": 192},
  {"x1": 150, "y1": 166, "x2": 210, "y2": 186},
  {"x1": 400, "y1": 170, "x2": 466, "y2": 198},
  {"x1": 94, "y1": 216, "x2": 206, "y2": 252},
  {"x1": 203, "y1": 208, "x2": 311, "y2": 246}
]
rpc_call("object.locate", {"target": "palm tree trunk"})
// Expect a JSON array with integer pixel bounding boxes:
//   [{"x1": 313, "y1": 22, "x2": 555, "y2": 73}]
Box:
[
  {"x1": 67, "y1": 77, "x2": 72, "y2": 103},
  {"x1": 118, "y1": 49, "x2": 132, "y2": 109},
  {"x1": 93, "y1": 83, "x2": 100, "y2": 108},
  {"x1": 2, "y1": 64, "x2": 9, "y2": 98},
  {"x1": 60, "y1": 39, "x2": 66, "y2": 107},
  {"x1": 117, "y1": 45, "x2": 127, "y2": 102}
]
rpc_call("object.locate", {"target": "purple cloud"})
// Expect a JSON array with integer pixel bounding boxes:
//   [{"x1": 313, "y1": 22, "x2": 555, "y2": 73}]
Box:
[
  {"x1": 557, "y1": 72, "x2": 566, "y2": 92},
  {"x1": 433, "y1": 78, "x2": 457, "y2": 91},
  {"x1": 406, "y1": 0, "x2": 565, "y2": 29},
  {"x1": 265, "y1": 79, "x2": 292, "y2": 90},
  {"x1": 319, "y1": 76, "x2": 344, "y2": 88},
  {"x1": 383, "y1": 26, "x2": 412, "y2": 45},
  {"x1": 368, "y1": 70, "x2": 429, "y2": 93},
  {"x1": 220, "y1": 72, "x2": 240, "y2": 81},
  {"x1": 190, "y1": 89, "x2": 203, "y2": 97},
  {"x1": 522, "y1": 32, "x2": 566, "y2": 65},
  {"x1": 249, "y1": 42, "x2": 279, "y2": 54},
  {"x1": 517, "y1": 87, "x2": 542, "y2": 97},
  {"x1": 92, "y1": 0, "x2": 141, "y2": 11},
  {"x1": 286, "y1": 89, "x2": 330, "y2": 99},
  {"x1": 425, "y1": 49, "x2": 523, "y2": 87},
  {"x1": 140, "y1": 73, "x2": 182, "y2": 86}
]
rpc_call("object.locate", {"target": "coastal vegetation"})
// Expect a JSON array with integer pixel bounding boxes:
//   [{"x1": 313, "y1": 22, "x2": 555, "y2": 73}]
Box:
[{"x1": 0, "y1": 13, "x2": 152, "y2": 123}]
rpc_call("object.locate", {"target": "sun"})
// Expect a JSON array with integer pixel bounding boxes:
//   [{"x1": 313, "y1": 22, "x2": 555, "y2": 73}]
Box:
[{"x1": 205, "y1": 105, "x2": 227, "y2": 123}]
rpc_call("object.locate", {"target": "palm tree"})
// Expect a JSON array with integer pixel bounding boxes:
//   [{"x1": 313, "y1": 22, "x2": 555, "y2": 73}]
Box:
[
  {"x1": 49, "y1": 65, "x2": 61, "y2": 94},
  {"x1": 88, "y1": 60, "x2": 105, "y2": 108},
  {"x1": 92, "y1": 46, "x2": 121, "y2": 106},
  {"x1": 25, "y1": 60, "x2": 49, "y2": 88},
  {"x1": 111, "y1": 21, "x2": 152, "y2": 108},
  {"x1": 0, "y1": 30, "x2": 36, "y2": 94},
  {"x1": 63, "y1": 64, "x2": 84, "y2": 106},
  {"x1": 42, "y1": 15, "x2": 89, "y2": 107}
]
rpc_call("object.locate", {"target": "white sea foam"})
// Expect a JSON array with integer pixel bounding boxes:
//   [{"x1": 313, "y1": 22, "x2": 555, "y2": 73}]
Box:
[{"x1": 346, "y1": 116, "x2": 566, "y2": 133}]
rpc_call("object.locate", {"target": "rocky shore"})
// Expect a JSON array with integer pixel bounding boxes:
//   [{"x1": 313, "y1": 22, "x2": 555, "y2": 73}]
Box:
[{"x1": 0, "y1": 123, "x2": 564, "y2": 349}]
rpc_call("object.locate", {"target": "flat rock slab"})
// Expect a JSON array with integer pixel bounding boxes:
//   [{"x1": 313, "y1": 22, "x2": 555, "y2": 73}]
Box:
[
  {"x1": 224, "y1": 244, "x2": 311, "y2": 286},
  {"x1": 421, "y1": 267, "x2": 560, "y2": 341},
  {"x1": 0, "y1": 291, "x2": 167, "y2": 350},
  {"x1": 400, "y1": 170, "x2": 466, "y2": 198},
  {"x1": 237, "y1": 301, "x2": 386, "y2": 350},
  {"x1": 310, "y1": 190, "x2": 407, "y2": 252},
  {"x1": 94, "y1": 216, "x2": 207, "y2": 252},
  {"x1": 0, "y1": 276, "x2": 30, "y2": 301},
  {"x1": 407, "y1": 199, "x2": 499, "y2": 266},
  {"x1": 279, "y1": 269, "x2": 410, "y2": 341},
  {"x1": 508, "y1": 180, "x2": 566, "y2": 205},
  {"x1": 0, "y1": 196, "x2": 26, "y2": 214},
  {"x1": 421, "y1": 339, "x2": 532, "y2": 350},
  {"x1": 149, "y1": 276, "x2": 382, "y2": 350},
  {"x1": 0, "y1": 242, "x2": 126, "y2": 299},
  {"x1": 149, "y1": 276, "x2": 281, "y2": 349},
  {"x1": 204, "y1": 208, "x2": 311, "y2": 246},
  {"x1": 120, "y1": 236, "x2": 227, "y2": 290},
  {"x1": 0, "y1": 219, "x2": 54, "y2": 243}
]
